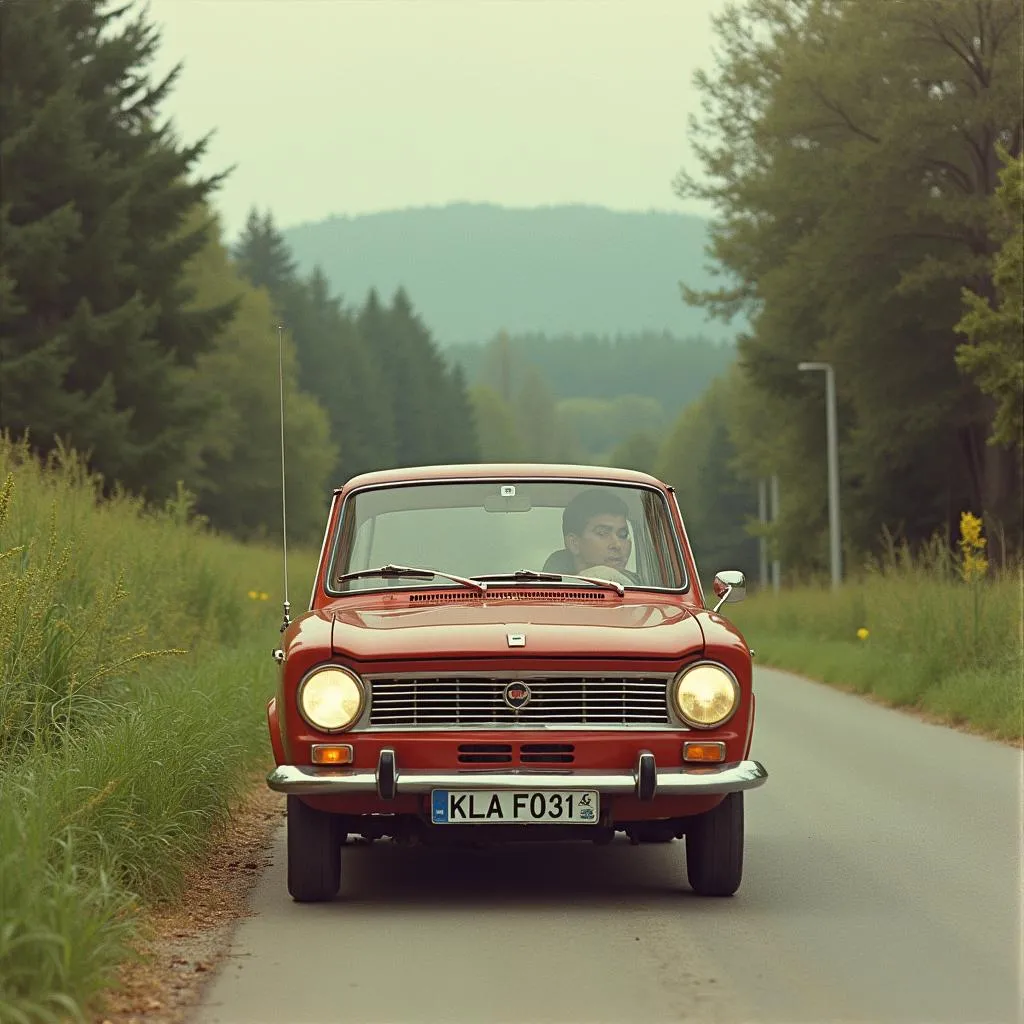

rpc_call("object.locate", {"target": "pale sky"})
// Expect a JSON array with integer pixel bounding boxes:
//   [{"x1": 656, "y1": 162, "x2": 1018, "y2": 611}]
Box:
[{"x1": 145, "y1": 0, "x2": 730, "y2": 240}]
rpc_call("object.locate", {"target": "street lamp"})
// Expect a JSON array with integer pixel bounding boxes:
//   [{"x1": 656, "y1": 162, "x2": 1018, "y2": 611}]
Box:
[{"x1": 798, "y1": 361, "x2": 842, "y2": 589}]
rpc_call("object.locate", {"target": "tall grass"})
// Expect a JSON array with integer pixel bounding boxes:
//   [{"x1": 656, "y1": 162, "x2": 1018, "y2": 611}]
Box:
[
  {"x1": 730, "y1": 522, "x2": 1023, "y2": 741},
  {"x1": 0, "y1": 436, "x2": 318, "y2": 1022}
]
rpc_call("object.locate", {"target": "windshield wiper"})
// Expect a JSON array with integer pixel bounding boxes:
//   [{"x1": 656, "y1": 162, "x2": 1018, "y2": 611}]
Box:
[
  {"x1": 336, "y1": 564, "x2": 488, "y2": 593},
  {"x1": 471, "y1": 569, "x2": 625, "y2": 596}
]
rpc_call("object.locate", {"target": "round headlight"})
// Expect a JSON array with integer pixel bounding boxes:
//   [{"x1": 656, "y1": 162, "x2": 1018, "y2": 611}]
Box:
[
  {"x1": 672, "y1": 662, "x2": 739, "y2": 729},
  {"x1": 298, "y1": 666, "x2": 364, "y2": 732}
]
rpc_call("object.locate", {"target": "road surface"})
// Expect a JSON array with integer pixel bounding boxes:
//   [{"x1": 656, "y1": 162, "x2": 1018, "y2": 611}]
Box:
[{"x1": 193, "y1": 666, "x2": 1023, "y2": 1024}]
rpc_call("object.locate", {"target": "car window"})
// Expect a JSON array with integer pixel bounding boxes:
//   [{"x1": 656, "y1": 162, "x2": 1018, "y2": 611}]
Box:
[{"x1": 328, "y1": 480, "x2": 686, "y2": 592}]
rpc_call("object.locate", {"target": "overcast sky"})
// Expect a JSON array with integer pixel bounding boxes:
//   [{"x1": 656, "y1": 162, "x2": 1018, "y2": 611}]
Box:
[{"x1": 145, "y1": 0, "x2": 730, "y2": 239}]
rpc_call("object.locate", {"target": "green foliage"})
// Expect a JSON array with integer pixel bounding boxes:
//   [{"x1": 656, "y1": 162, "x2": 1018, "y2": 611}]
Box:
[
  {"x1": 955, "y1": 146, "x2": 1024, "y2": 450},
  {"x1": 607, "y1": 432, "x2": 660, "y2": 476},
  {"x1": 0, "y1": 435, "x2": 298, "y2": 758},
  {"x1": 654, "y1": 369, "x2": 760, "y2": 578},
  {"x1": 452, "y1": 330, "x2": 735, "y2": 466},
  {"x1": 235, "y1": 211, "x2": 478, "y2": 484},
  {"x1": 361, "y1": 287, "x2": 481, "y2": 467},
  {"x1": 730, "y1": 539, "x2": 1023, "y2": 741},
  {"x1": 0, "y1": 435, "x2": 316, "y2": 1021},
  {"x1": 452, "y1": 330, "x2": 736, "y2": 420},
  {"x1": 232, "y1": 208, "x2": 298, "y2": 297},
  {"x1": 558, "y1": 395, "x2": 667, "y2": 464},
  {"x1": 0, "y1": 0, "x2": 236, "y2": 502},
  {"x1": 677, "y1": 0, "x2": 1024, "y2": 568},
  {"x1": 180, "y1": 207, "x2": 336, "y2": 542},
  {"x1": 513, "y1": 367, "x2": 583, "y2": 463}
]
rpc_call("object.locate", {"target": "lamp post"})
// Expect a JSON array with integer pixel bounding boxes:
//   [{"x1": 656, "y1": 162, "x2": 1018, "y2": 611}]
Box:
[{"x1": 798, "y1": 361, "x2": 842, "y2": 589}]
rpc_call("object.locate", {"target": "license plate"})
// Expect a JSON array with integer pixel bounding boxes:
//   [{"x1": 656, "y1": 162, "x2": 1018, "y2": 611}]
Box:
[{"x1": 430, "y1": 789, "x2": 599, "y2": 825}]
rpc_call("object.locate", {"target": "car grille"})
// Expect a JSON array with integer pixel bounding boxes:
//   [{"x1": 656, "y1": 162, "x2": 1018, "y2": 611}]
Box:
[
  {"x1": 367, "y1": 676, "x2": 671, "y2": 728},
  {"x1": 456, "y1": 743, "x2": 576, "y2": 764}
]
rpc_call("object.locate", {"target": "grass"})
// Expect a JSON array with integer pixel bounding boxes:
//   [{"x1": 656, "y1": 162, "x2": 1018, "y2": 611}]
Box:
[
  {"x1": 0, "y1": 436, "x2": 318, "y2": 1022},
  {"x1": 728, "y1": 527, "x2": 1024, "y2": 743}
]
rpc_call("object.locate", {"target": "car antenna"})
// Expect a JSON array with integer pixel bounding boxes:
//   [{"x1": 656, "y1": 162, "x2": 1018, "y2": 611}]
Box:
[{"x1": 276, "y1": 320, "x2": 291, "y2": 633}]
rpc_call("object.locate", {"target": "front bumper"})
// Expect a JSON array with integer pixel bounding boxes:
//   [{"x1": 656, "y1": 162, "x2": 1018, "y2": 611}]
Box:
[{"x1": 266, "y1": 748, "x2": 767, "y2": 801}]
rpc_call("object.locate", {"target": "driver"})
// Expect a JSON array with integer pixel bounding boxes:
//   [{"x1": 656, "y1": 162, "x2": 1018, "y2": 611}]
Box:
[{"x1": 558, "y1": 488, "x2": 638, "y2": 582}]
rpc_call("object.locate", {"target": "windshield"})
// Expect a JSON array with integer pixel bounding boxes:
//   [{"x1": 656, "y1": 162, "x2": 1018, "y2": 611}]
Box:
[{"x1": 325, "y1": 479, "x2": 687, "y2": 593}]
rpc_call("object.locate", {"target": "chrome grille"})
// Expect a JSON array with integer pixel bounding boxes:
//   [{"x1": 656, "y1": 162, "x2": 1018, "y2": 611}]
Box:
[{"x1": 367, "y1": 676, "x2": 671, "y2": 728}]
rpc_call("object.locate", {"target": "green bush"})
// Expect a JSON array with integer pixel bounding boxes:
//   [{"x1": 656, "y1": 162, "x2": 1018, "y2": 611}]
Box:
[
  {"x1": 731, "y1": 521, "x2": 1023, "y2": 741},
  {"x1": 0, "y1": 436, "x2": 317, "y2": 1021}
]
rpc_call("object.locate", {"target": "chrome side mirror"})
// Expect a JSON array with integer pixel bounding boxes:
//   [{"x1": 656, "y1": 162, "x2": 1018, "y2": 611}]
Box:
[{"x1": 711, "y1": 570, "x2": 746, "y2": 612}]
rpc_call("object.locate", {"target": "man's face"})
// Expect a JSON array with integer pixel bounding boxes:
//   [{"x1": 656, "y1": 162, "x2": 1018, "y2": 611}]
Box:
[{"x1": 567, "y1": 514, "x2": 632, "y2": 572}]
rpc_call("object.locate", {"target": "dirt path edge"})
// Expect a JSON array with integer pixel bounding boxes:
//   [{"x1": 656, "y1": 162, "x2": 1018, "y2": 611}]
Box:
[{"x1": 92, "y1": 775, "x2": 285, "y2": 1024}]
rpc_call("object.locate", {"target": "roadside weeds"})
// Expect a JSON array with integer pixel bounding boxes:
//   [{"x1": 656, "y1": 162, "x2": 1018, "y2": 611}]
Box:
[{"x1": 92, "y1": 776, "x2": 284, "y2": 1024}]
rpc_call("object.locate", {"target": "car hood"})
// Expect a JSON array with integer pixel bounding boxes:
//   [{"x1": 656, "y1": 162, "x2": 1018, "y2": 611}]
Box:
[{"x1": 329, "y1": 592, "x2": 705, "y2": 662}]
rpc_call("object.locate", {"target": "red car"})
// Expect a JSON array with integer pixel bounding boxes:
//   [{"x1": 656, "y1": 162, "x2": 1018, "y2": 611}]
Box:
[{"x1": 266, "y1": 464, "x2": 767, "y2": 901}]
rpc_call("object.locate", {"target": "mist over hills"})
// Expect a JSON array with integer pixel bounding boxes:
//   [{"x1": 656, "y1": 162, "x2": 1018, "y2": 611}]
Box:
[{"x1": 279, "y1": 202, "x2": 740, "y2": 346}]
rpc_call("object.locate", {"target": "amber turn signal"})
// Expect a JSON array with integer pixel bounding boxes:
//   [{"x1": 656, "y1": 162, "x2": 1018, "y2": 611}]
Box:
[
  {"x1": 682, "y1": 741, "x2": 726, "y2": 763},
  {"x1": 311, "y1": 743, "x2": 353, "y2": 765}
]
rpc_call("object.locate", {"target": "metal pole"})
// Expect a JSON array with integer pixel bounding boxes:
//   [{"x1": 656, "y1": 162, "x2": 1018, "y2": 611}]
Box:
[
  {"x1": 758, "y1": 479, "x2": 768, "y2": 589},
  {"x1": 824, "y1": 366, "x2": 842, "y2": 590},
  {"x1": 277, "y1": 323, "x2": 291, "y2": 631},
  {"x1": 798, "y1": 361, "x2": 842, "y2": 589},
  {"x1": 770, "y1": 474, "x2": 781, "y2": 592}
]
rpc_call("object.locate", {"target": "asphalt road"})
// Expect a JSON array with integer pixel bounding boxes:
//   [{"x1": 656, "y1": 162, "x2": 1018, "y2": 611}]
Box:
[{"x1": 193, "y1": 666, "x2": 1023, "y2": 1024}]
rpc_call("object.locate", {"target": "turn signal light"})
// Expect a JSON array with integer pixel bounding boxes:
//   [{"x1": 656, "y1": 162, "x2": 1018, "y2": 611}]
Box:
[
  {"x1": 683, "y1": 741, "x2": 726, "y2": 763},
  {"x1": 311, "y1": 743, "x2": 353, "y2": 765}
]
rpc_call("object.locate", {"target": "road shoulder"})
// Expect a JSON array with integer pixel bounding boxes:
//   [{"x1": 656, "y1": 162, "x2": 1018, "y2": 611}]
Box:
[{"x1": 93, "y1": 777, "x2": 284, "y2": 1024}]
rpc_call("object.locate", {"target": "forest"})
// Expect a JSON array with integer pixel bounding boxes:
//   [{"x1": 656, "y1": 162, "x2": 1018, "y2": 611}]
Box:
[{"x1": 2, "y1": 0, "x2": 1021, "y2": 582}]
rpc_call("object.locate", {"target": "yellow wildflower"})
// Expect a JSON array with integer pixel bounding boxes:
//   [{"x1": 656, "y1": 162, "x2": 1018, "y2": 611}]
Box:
[
  {"x1": 247, "y1": 590, "x2": 259, "y2": 600},
  {"x1": 958, "y1": 511, "x2": 989, "y2": 583},
  {"x1": 856, "y1": 627, "x2": 869, "y2": 640},
  {"x1": 259, "y1": 592, "x2": 269, "y2": 601}
]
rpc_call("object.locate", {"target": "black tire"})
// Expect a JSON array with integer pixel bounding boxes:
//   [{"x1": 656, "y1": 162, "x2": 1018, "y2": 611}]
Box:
[
  {"x1": 685, "y1": 792, "x2": 744, "y2": 897},
  {"x1": 287, "y1": 795, "x2": 341, "y2": 902}
]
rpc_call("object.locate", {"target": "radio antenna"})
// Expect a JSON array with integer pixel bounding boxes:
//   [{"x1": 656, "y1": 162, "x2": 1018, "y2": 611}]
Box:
[{"x1": 276, "y1": 321, "x2": 291, "y2": 633}]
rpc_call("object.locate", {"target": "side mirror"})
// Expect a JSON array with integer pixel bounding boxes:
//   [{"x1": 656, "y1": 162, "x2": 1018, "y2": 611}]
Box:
[{"x1": 711, "y1": 570, "x2": 746, "y2": 612}]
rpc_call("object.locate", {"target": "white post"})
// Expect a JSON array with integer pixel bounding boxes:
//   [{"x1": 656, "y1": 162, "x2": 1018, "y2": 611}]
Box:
[
  {"x1": 770, "y1": 474, "x2": 781, "y2": 592},
  {"x1": 798, "y1": 361, "x2": 842, "y2": 589},
  {"x1": 758, "y1": 478, "x2": 768, "y2": 589}
]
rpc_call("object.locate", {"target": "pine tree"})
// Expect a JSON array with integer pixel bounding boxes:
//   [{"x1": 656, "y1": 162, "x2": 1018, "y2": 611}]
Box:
[
  {"x1": 442, "y1": 363, "x2": 481, "y2": 463},
  {"x1": 0, "y1": 0, "x2": 235, "y2": 499},
  {"x1": 232, "y1": 207, "x2": 298, "y2": 299},
  {"x1": 288, "y1": 269, "x2": 396, "y2": 482}
]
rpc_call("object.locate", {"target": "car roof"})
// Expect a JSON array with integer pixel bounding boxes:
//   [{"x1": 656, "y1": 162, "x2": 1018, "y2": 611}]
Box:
[{"x1": 334, "y1": 463, "x2": 669, "y2": 495}]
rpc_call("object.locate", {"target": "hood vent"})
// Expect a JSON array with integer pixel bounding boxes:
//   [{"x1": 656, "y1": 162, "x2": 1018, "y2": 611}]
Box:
[{"x1": 408, "y1": 589, "x2": 606, "y2": 604}]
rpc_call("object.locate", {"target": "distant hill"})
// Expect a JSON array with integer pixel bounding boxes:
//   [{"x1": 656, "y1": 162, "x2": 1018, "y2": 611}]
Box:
[
  {"x1": 279, "y1": 202, "x2": 740, "y2": 346},
  {"x1": 448, "y1": 331, "x2": 736, "y2": 418}
]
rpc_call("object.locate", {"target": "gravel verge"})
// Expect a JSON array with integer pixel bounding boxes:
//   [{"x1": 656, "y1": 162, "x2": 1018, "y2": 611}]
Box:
[{"x1": 92, "y1": 778, "x2": 284, "y2": 1024}]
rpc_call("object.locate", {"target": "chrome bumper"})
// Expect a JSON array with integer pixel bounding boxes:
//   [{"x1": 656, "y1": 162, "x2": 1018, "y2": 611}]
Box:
[{"x1": 267, "y1": 748, "x2": 767, "y2": 802}]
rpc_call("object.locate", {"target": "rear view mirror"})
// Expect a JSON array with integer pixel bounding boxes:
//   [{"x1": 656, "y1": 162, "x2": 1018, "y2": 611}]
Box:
[
  {"x1": 483, "y1": 494, "x2": 532, "y2": 512},
  {"x1": 711, "y1": 570, "x2": 746, "y2": 612}
]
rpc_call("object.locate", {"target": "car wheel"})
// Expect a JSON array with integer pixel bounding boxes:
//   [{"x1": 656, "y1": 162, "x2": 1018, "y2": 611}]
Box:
[
  {"x1": 684, "y1": 791, "x2": 743, "y2": 897},
  {"x1": 287, "y1": 795, "x2": 342, "y2": 902}
]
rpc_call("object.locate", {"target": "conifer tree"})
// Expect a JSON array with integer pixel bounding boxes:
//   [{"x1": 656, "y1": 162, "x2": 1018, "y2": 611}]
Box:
[{"x1": 0, "y1": 0, "x2": 236, "y2": 499}]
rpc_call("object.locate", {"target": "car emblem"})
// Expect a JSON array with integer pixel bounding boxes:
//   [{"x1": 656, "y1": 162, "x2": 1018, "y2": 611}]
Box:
[
  {"x1": 507, "y1": 632, "x2": 526, "y2": 647},
  {"x1": 504, "y1": 681, "x2": 532, "y2": 710}
]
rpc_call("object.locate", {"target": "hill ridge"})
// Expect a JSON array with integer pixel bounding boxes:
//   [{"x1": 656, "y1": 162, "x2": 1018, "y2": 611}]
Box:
[{"x1": 279, "y1": 202, "x2": 738, "y2": 346}]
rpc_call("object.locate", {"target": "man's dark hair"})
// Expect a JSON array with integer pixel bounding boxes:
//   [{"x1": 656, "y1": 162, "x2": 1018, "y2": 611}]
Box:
[{"x1": 562, "y1": 488, "x2": 629, "y2": 538}]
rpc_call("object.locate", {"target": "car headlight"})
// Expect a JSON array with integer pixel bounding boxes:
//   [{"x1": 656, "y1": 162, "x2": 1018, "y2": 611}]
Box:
[
  {"x1": 672, "y1": 662, "x2": 739, "y2": 729},
  {"x1": 297, "y1": 666, "x2": 365, "y2": 732}
]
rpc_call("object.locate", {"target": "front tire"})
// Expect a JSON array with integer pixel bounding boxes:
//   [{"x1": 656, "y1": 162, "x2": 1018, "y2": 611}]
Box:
[
  {"x1": 685, "y1": 792, "x2": 744, "y2": 896},
  {"x1": 287, "y1": 795, "x2": 341, "y2": 902}
]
